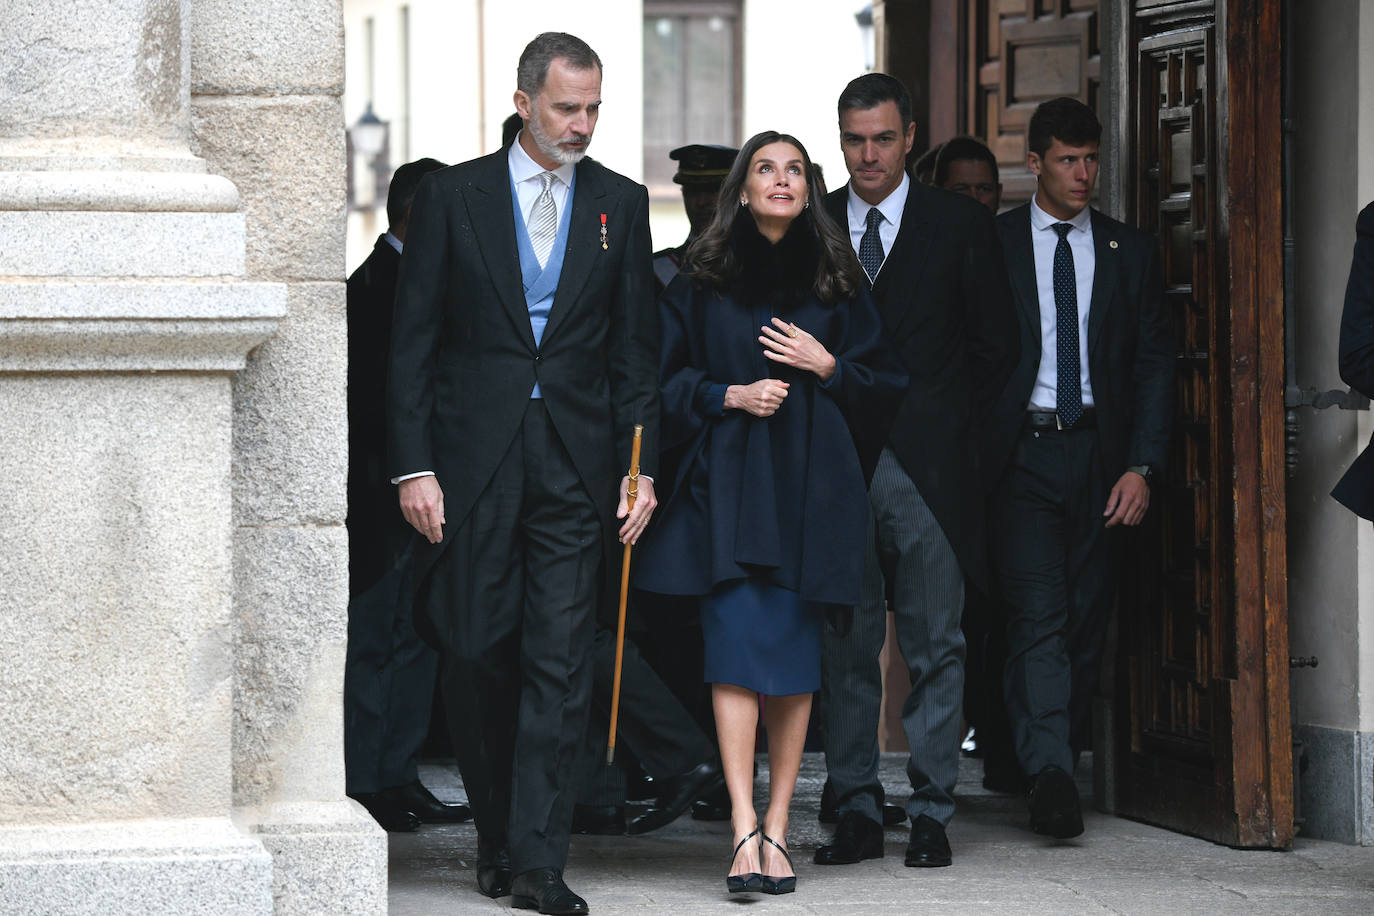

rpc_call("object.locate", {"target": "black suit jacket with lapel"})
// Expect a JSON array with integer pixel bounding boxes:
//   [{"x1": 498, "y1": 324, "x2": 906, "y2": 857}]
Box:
[
  {"x1": 986, "y1": 204, "x2": 1174, "y2": 489},
  {"x1": 825, "y1": 180, "x2": 1019, "y2": 590},
  {"x1": 387, "y1": 149, "x2": 660, "y2": 544},
  {"x1": 1332, "y1": 201, "x2": 1374, "y2": 519}
]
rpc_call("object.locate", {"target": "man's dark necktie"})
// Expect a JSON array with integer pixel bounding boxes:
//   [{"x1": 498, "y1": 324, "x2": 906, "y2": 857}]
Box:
[
  {"x1": 1053, "y1": 222, "x2": 1083, "y2": 427},
  {"x1": 859, "y1": 206, "x2": 885, "y2": 283}
]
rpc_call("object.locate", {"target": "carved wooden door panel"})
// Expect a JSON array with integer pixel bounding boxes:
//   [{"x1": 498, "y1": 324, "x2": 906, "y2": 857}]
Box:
[
  {"x1": 966, "y1": 0, "x2": 1101, "y2": 202},
  {"x1": 1114, "y1": 0, "x2": 1292, "y2": 848}
]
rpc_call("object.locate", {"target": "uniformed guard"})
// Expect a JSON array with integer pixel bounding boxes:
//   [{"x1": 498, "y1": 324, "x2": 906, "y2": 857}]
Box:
[{"x1": 652, "y1": 143, "x2": 738, "y2": 295}]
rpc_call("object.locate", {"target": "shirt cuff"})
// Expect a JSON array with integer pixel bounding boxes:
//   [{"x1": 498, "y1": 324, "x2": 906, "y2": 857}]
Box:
[
  {"x1": 702, "y1": 382, "x2": 728, "y2": 416},
  {"x1": 391, "y1": 470, "x2": 435, "y2": 485}
]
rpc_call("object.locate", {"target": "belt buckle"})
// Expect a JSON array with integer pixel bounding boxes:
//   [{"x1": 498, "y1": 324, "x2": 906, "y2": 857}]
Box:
[{"x1": 1055, "y1": 413, "x2": 1064, "y2": 431}]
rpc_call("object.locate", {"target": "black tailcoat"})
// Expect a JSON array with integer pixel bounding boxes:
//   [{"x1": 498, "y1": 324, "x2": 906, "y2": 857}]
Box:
[{"x1": 388, "y1": 151, "x2": 660, "y2": 552}]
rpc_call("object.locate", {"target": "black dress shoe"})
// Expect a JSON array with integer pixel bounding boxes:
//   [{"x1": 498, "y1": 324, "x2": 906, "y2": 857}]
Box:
[
  {"x1": 348, "y1": 791, "x2": 422, "y2": 832},
  {"x1": 382, "y1": 780, "x2": 473, "y2": 824},
  {"x1": 904, "y1": 814, "x2": 952, "y2": 867},
  {"x1": 476, "y1": 836, "x2": 512, "y2": 898},
  {"x1": 1028, "y1": 764, "x2": 1084, "y2": 838},
  {"x1": 627, "y1": 760, "x2": 725, "y2": 835},
  {"x1": 571, "y1": 804, "x2": 625, "y2": 835},
  {"x1": 813, "y1": 810, "x2": 884, "y2": 865},
  {"x1": 511, "y1": 867, "x2": 588, "y2": 915},
  {"x1": 818, "y1": 779, "x2": 907, "y2": 828},
  {"x1": 691, "y1": 782, "x2": 730, "y2": 821}
]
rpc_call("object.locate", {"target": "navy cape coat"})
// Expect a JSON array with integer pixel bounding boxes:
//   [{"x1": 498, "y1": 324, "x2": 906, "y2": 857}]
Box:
[{"x1": 636, "y1": 233, "x2": 906, "y2": 606}]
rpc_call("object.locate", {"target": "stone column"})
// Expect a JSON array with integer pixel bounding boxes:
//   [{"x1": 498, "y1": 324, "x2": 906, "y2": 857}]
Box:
[
  {"x1": 188, "y1": 2, "x2": 387, "y2": 912},
  {"x1": 0, "y1": 0, "x2": 380, "y2": 912}
]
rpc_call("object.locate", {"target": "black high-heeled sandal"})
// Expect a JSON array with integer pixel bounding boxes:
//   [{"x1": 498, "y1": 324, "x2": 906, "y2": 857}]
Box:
[
  {"x1": 726, "y1": 827, "x2": 763, "y2": 894},
  {"x1": 760, "y1": 832, "x2": 796, "y2": 895}
]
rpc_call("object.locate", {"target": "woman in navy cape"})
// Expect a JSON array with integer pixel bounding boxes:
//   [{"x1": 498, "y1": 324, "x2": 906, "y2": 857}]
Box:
[{"x1": 636, "y1": 131, "x2": 906, "y2": 896}]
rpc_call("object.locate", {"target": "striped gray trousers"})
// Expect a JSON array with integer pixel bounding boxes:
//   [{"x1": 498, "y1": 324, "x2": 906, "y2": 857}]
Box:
[{"x1": 821, "y1": 447, "x2": 966, "y2": 826}]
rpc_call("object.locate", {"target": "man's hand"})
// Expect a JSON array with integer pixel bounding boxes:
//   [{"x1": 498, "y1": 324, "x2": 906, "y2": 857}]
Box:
[
  {"x1": 1103, "y1": 470, "x2": 1150, "y2": 528},
  {"x1": 399, "y1": 475, "x2": 446, "y2": 544},
  {"x1": 617, "y1": 476, "x2": 657, "y2": 545},
  {"x1": 724, "y1": 379, "x2": 790, "y2": 417}
]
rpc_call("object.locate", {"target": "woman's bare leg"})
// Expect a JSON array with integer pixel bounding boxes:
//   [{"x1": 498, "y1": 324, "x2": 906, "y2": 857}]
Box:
[
  {"x1": 760, "y1": 691, "x2": 812, "y2": 878},
  {"x1": 713, "y1": 682, "x2": 761, "y2": 876}
]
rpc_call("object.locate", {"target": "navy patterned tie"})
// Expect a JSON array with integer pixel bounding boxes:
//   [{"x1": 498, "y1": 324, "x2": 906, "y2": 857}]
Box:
[
  {"x1": 859, "y1": 206, "x2": 885, "y2": 282},
  {"x1": 1052, "y1": 222, "x2": 1083, "y2": 428}
]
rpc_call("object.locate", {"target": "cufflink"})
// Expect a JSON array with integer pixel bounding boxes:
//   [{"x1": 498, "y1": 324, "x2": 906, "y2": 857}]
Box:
[{"x1": 1109, "y1": 240, "x2": 1119, "y2": 249}]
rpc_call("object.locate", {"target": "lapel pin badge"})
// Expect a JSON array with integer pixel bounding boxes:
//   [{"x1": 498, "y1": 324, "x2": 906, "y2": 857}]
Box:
[
  {"x1": 600, "y1": 213, "x2": 608, "y2": 250},
  {"x1": 1109, "y1": 240, "x2": 1119, "y2": 249}
]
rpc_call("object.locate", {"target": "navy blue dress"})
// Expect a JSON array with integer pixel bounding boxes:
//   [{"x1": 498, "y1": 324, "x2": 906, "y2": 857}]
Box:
[{"x1": 636, "y1": 220, "x2": 907, "y2": 695}]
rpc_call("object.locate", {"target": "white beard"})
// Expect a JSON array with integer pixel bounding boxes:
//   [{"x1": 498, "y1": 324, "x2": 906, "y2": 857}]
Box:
[{"x1": 528, "y1": 107, "x2": 590, "y2": 166}]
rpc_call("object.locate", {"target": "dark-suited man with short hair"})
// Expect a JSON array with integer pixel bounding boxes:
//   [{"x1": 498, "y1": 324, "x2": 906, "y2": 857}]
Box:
[
  {"x1": 986, "y1": 97, "x2": 1173, "y2": 839},
  {"x1": 345, "y1": 156, "x2": 473, "y2": 833},
  {"x1": 1332, "y1": 201, "x2": 1374, "y2": 518},
  {"x1": 816, "y1": 72, "x2": 1018, "y2": 870},
  {"x1": 388, "y1": 32, "x2": 659, "y2": 915}
]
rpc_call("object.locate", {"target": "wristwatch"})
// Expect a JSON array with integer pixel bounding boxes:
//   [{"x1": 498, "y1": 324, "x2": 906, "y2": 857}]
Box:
[{"x1": 1127, "y1": 464, "x2": 1154, "y2": 485}]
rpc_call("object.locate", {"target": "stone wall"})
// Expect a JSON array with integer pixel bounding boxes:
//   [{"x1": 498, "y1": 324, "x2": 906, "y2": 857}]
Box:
[
  {"x1": 0, "y1": 1, "x2": 385, "y2": 911},
  {"x1": 189, "y1": 1, "x2": 387, "y2": 910}
]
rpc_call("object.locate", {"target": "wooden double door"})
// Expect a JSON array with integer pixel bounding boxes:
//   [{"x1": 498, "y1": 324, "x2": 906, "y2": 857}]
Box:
[{"x1": 880, "y1": 0, "x2": 1292, "y2": 847}]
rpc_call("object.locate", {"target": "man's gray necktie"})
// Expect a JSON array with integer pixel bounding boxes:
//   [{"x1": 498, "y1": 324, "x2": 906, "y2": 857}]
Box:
[
  {"x1": 529, "y1": 171, "x2": 558, "y2": 268},
  {"x1": 859, "y1": 206, "x2": 885, "y2": 283},
  {"x1": 1052, "y1": 222, "x2": 1083, "y2": 427}
]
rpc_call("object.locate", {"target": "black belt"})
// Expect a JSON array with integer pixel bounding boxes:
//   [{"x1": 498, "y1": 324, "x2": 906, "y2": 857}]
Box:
[{"x1": 1025, "y1": 408, "x2": 1096, "y2": 431}]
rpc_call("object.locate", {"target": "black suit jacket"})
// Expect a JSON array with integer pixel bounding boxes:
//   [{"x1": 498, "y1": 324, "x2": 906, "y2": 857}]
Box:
[
  {"x1": 825, "y1": 181, "x2": 1019, "y2": 589},
  {"x1": 1332, "y1": 202, "x2": 1374, "y2": 518},
  {"x1": 387, "y1": 150, "x2": 660, "y2": 547},
  {"x1": 986, "y1": 204, "x2": 1174, "y2": 489},
  {"x1": 347, "y1": 234, "x2": 409, "y2": 595}
]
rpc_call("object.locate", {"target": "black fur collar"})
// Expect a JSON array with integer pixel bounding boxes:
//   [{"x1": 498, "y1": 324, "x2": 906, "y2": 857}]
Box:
[{"x1": 729, "y1": 210, "x2": 818, "y2": 308}]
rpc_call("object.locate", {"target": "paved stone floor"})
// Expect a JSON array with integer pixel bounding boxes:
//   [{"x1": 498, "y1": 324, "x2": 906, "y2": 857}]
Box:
[{"x1": 391, "y1": 754, "x2": 1374, "y2": 914}]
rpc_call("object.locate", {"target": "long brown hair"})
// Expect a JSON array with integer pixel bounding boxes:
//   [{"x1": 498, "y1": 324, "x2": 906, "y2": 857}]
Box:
[{"x1": 681, "y1": 131, "x2": 863, "y2": 304}]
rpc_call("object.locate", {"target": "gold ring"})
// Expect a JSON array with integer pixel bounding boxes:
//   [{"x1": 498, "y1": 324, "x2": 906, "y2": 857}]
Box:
[{"x1": 787, "y1": 325, "x2": 798, "y2": 338}]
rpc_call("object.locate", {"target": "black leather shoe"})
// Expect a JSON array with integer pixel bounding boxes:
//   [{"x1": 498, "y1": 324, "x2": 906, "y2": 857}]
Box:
[
  {"x1": 818, "y1": 780, "x2": 907, "y2": 828},
  {"x1": 627, "y1": 760, "x2": 725, "y2": 835},
  {"x1": 382, "y1": 780, "x2": 473, "y2": 824},
  {"x1": 691, "y1": 782, "x2": 730, "y2": 821},
  {"x1": 813, "y1": 810, "x2": 884, "y2": 865},
  {"x1": 904, "y1": 814, "x2": 952, "y2": 867},
  {"x1": 476, "y1": 836, "x2": 512, "y2": 898},
  {"x1": 511, "y1": 867, "x2": 588, "y2": 915},
  {"x1": 1029, "y1": 765, "x2": 1084, "y2": 838},
  {"x1": 571, "y1": 804, "x2": 625, "y2": 835},
  {"x1": 349, "y1": 791, "x2": 422, "y2": 832}
]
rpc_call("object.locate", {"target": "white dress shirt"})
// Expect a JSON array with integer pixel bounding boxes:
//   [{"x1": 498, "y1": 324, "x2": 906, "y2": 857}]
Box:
[
  {"x1": 383, "y1": 231, "x2": 403, "y2": 255},
  {"x1": 1028, "y1": 193, "x2": 1096, "y2": 411},
  {"x1": 508, "y1": 130, "x2": 575, "y2": 250},
  {"x1": 845, "y1": 173, "x2": 909, "y2": 279}
]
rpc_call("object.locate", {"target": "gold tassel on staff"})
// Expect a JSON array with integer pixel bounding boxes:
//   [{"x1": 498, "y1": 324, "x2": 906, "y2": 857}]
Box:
[{"x1": 607, "y1": 423, "x2": 643, "y2": 764}]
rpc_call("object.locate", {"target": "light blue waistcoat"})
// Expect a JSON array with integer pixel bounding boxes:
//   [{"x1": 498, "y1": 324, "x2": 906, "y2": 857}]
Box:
[{"x1": 510, "y1": 171, "x2": 576, "y2": 398}]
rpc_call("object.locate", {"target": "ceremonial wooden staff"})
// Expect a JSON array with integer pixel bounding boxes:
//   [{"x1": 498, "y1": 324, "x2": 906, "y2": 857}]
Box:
[{"x1": 607, "y1": 423, "x2": 643, "y2": 764}]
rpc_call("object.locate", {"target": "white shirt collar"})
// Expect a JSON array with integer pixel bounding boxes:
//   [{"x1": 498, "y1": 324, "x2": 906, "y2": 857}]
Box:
[
  {"x1": 847, "y1": 172, "x2": 910, "y2": 230},
  {"x1": 1030, "y1": 192, "x2": 1092, "y2": 233},
  {"x1": 507, "y1": 130, "x2": 575, "y2": 188},
  {"x1": 383, "y1": 231, "x2": 403, "y2": 254}
]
